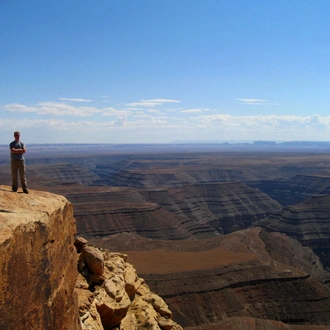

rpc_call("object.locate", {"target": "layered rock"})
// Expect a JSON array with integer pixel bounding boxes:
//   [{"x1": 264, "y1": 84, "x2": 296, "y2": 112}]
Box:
[
  {"x1": 89, "y1": 152, "x2": 330, "y2": 189},
  {"x1": 68, "y1": 187, "x2": 219, "y2": 240},
  {"x1": 256, "y1": 194, "x2": 330, "y2": 267},
  {"x1": 142, "y1": 182, "x2": 281, "y2": 234},
  {"x1": 68, "y1": 182, "x2": 280, "y2": 242},
  {"x1": 75, "y1": 237, "x2": 183, "y2": 330},
  {"x1": 0, "y1": 185, "x2": 80, "y2": 330},
  {"x1": 249, "y1": 174, "x2": 330, "y2": 206},
  {"x1": 185, "y1": 317, "x2": 330, "y2": 330},
  {"x1": 136, "y1": 228, "x2": 330, "y2": 328}
]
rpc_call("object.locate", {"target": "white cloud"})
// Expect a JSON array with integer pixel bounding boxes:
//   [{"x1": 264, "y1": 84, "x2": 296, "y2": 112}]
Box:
[
  {"x1": 58, "y1": 98, "x2": 92, "y2": 102},
  {"x1": 101, "y1": 108, "x2": 132, "y2": 117},
  {"x1": 126, "y1": 99, "x2": 180, "y2": 107},
  {"x1": 147, "y1": 109, "x2": 162, "y2": 113},
  {"x1": 2, "y1": 97, "x2": 330, "y2": 143},
  {"x1": 180, "y1": 108, "x2": 209, "y2": 114},
  {"x1": 196, "y1": 113, "x2": 330, "y2": 129},
  {"x1": 4, "y1": 102, "x2": 102, "y2": 116},
  {"x1": 236, "y1": 98, "x2": 270, "y2": 105},
  {"x1": 4, "y1": 103, "x2": 39, "y2": 113}
]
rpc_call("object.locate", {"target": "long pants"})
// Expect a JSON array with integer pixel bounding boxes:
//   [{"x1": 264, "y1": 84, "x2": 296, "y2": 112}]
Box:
[{"x1": 11, "y1": 159, "x2": 27, "y2": 191}]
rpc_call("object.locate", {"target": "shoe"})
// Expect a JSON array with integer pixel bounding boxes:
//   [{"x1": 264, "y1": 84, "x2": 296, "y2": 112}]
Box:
[{"x1": 23, "y1": 189, "x2": 29, "y2": 194}]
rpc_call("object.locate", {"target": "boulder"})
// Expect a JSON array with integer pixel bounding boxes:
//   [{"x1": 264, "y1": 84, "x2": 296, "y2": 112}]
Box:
[{"x1": 81, "y1": 246, "x2": 104, "y2": 275}]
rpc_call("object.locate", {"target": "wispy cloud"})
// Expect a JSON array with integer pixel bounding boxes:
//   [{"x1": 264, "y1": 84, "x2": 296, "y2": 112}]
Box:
[
  {"x1": 4, "y1": 102, "x2": 102, "y2": 116},
  {"x1": 196, "y1": 114, "x2": 330, "y2": 128},
  {"x1": 101, "y1": 107, "x2": 133, "y2": 117},
  {"x1": 147, "y1": 109, "x2": 162, "y2": 114},
  {"x1": 1, "y1": 113, "x2": 330, "y2": 143},
  {"x1": 58, "y1": 98, "x2": 92, "y2": 102},
  {"x1": 126, "y1": 99, "x2": 180, "y2": 107},
  {"x1": 236, "y1": 98, "x2": 271, "y2": 105},
  {"x1": 2, "y1": 97, "x2": 330, "y2": 143},
  {"x1": 180, "y1": 108, "x2": 209, "y2": 114}
]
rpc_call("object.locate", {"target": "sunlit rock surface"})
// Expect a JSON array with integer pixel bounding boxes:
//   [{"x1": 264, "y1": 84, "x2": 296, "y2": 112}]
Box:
[
  {"x1": 76, "y1": 238, "x2": 183, "y2": 330},
  {"x1": 0, "y1": 185, "x2": 80, "y2": 330}
]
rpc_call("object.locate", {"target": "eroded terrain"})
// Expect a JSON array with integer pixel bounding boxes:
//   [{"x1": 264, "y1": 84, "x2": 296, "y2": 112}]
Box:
[{"x1": 1, "y1": 144, "x2": 330, "y2": 329}]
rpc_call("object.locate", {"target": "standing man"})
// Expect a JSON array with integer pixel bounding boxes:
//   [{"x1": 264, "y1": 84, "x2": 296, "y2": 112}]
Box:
[{"x1": 10, "y1": 131, "x2": 28, "y2": 194}]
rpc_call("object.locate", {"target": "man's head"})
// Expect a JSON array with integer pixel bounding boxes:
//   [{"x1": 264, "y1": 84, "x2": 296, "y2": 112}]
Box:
[{"x1": 14, "y1": 131, "x2": 20, "y2": 141}]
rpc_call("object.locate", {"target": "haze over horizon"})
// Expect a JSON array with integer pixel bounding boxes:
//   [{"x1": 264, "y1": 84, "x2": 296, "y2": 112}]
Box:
[{"x1": 2, "y1": 1, "x2": 330, "y2": 144}]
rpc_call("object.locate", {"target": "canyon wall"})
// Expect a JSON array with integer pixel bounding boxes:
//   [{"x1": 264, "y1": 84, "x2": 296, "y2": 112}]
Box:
[
  {"x1": 256, "y1": 194, "x2": 330, "y2": 267},
  {"x1": 0, "y1": 185, "x2": 80, "y2": 330}
]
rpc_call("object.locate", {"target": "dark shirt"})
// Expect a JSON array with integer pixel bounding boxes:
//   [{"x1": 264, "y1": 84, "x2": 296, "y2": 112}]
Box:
[{"x1": 9, "y1": 141, "x2": 26, "y2": 161}]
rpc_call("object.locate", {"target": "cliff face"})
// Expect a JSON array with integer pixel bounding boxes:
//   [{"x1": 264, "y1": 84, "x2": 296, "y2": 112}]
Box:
[{"x1": 0, "y1": 185, "x2": 80, "y2": 330}]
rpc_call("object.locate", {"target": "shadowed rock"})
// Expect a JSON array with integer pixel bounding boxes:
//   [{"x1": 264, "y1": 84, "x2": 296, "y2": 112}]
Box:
[{"x1": 256, "y1": 194, "x2": 330, "y2": 267}]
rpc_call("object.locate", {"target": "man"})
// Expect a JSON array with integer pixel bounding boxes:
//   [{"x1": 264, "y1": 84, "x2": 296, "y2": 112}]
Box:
[{"x1": 9, "y1": 131, "x2": 28, "y2": 194}]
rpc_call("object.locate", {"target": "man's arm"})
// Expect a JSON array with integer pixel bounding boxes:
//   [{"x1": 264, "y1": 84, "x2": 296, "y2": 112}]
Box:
[{"x1": 10, "y1": 146, "x2": 26, "y2": 154}]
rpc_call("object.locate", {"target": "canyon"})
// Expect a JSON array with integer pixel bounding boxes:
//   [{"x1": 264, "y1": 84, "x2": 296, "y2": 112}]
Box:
[{"x1": 1, "y1": 144, "x2": 330, "y2": 329}]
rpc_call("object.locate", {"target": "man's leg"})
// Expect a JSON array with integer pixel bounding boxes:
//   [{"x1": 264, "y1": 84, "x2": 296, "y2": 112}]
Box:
[
  {"x1": 11, "y1": 161, "x2": 18, "y2": 192},
  {"x1": 18, "y1": 161, "x2": 28, "y2": 193}
]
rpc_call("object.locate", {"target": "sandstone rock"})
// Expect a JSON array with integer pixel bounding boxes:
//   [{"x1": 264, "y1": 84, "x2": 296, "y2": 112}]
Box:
[
  {"x1": 135, "y1": 279, "x2": 150, "y2": 296},
  {"x1": 104, "y1": 275, "x2": 126, "y2": 301},
  {"x1": 75, "y1": 236, "x2": 88, "y2": 253},
  {"x1": 124, "y1": 263, "x2": 139, "y2": 298},
  {"x1": 81, "y1": 245, "x2": 104, "y2": 275},
  {"x1": 158, "y1": 317, "x2": 177, "y2": 330},
  {"x1": 145, "y1": 292, "x2": 173, "y2": 318},
  {"x1": 76, "y1": 245, "x2": 183, "y2": 330},
  {"x1": 95, "y1": 289, "x2": 131, "y2": 328},
  {"x1": 76, "y1": 273, "x2": 90, "y2": 289},
  {"x1": 125, "y1": 295, "x2": 160, "y2": 329},
  {"x1": 75, "y1": 288, "x2": 103, "y2": 330},
  {"x1": 0, "y1": 186, "x2": 81, "y2": 330}
]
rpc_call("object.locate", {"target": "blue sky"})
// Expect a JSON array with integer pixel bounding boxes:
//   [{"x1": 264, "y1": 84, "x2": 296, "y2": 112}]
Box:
[{"x1": 1, "y1": 0, "x2": 330, "y2": 144}]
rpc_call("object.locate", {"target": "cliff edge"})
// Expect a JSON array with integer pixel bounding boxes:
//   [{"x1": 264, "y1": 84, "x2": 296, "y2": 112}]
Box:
[{"x1": 0, "y1": 185, "x2": 80, "y2": 330}]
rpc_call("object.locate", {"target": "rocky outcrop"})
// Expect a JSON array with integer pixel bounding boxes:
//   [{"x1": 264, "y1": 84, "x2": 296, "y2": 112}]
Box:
[
  {"x1": 0, "y1": 185, "x2": 80, "y2": 330},
  {"x1": 256, "y1": 194, "x2": 330, "y2": 268},
  {"x1": 75, "y1": 237, "x2": 183, "y2": 330}
]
